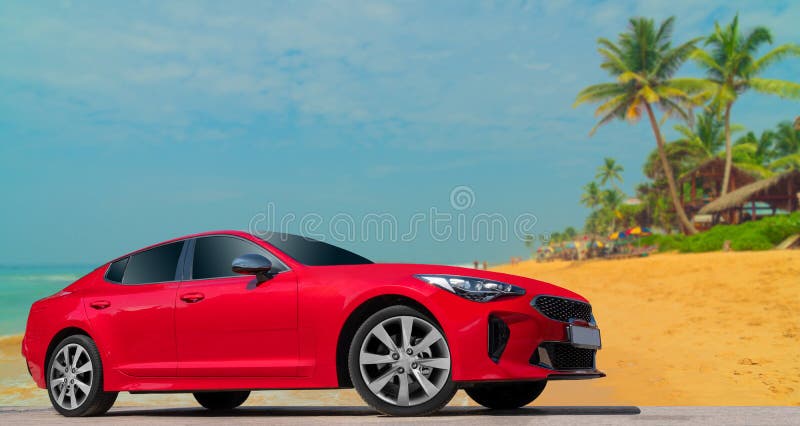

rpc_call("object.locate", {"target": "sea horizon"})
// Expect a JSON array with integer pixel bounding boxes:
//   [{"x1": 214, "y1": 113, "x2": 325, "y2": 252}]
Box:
[{"x1": 0, "y1": 265, "x2": 91, "y2": 335}]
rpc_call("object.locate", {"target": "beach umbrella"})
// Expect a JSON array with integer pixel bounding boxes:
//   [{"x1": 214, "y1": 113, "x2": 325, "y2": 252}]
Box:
[
  {"x1": 625, "y1": 226, "x2": 653, "y2": 237},
  {"x1": 609, "y1": 231, "x2": 626, "y2": 240},
  {"x1": 565, "y1": 242, "x2": 576, "y2": 248}
]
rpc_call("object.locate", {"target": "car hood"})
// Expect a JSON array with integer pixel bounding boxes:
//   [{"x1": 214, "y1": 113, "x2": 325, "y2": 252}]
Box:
[{"x1": 309, "y1": 263, "x2": 587, "y2": 302}]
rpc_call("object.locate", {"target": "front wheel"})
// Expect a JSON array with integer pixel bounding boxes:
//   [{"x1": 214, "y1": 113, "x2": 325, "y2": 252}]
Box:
[
  {"x1": 348, "y1": 305, "x2": 457, "y2": 416},
  {"x1": 193, "y1": 391, "x2": 250, "y2": 410},
  {"x1": 465, "y1": 381, "x2": 547, "y2": 409},
  {"x1": 46, "y1": 335, "x2": 118, "y2": 417}
]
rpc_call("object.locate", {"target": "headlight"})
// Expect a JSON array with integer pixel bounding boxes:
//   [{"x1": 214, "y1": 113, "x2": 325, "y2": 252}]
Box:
[{"x1": 415, "y1": 274, "x2": 525, "y2": 302}]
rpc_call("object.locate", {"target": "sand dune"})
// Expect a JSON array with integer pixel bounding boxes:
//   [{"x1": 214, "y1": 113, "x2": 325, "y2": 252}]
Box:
[{"x1": 2, "y1": 250, "x2": 798, "y2": 407}]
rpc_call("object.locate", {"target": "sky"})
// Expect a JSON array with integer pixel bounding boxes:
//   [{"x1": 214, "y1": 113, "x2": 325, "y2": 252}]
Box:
[{"x1": 1, "y1": 0, "x2": 798, "y2": 266}]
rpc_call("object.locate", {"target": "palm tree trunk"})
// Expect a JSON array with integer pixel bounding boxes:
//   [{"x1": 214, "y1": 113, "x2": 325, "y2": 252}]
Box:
[
  {"x1": 644, "y1": 103, "x2": 698, "y2": 235},
  {"x1": 720, "y1": 102, "x2": 733, "y2": 195}
]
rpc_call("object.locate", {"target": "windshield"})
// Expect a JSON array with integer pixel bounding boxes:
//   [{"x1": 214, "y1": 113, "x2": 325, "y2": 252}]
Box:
[{"x1": 260, "y1": 233, "x2": 373, "y2": 266}]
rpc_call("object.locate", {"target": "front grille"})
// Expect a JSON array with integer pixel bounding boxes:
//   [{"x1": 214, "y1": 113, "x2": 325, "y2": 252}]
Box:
[
  {"x1": 531, "y1": 342, "x2": 595, "y2": 370},
  {"x1": 532, "y1": 296, "x2": 592, "y2": 322}
]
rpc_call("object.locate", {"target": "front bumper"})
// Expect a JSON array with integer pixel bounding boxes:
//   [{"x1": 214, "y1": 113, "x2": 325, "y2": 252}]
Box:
[{"x1": 430, "y1": 291, "x2": 604, "y2": 383}]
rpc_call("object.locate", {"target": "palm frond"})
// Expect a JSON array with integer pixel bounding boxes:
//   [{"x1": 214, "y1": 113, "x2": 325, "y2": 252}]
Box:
[
  {"x1": 749, "y1": 78, "x2": 800, "y2": 99},
  {"x1": 656, "y1": 97, "x2": 691, "y2": 122},
  {"x1": 732, "y1": 161, "x2": 773, "y2": 178},
  {"x1": 618, "y1": 71, "x2": 646, "y2": 84},
  {"x1": 589, "y1": 97, "x2": 630, "y2": 136},
  {"x1": 599, "y1": 48, "x2": 631, "y2": 75},
  {"x1": 667, "y1": 77, "x2": 717, "y2": 94},
  {"x1": 573, "y1": 83, "x2": 626, "y2": 106},
  {"x1": 743, "y1": 26, "x2": 772, "y2": 54},
  {"x1": 640, "y1": 85, "x2": 660, "y2": 103},
  {"x1": 597, "y1": 37, "x2": 623, "y2": 57},
  {"x1": 770, "y1": 154, "x2": 800, "y2": 172},
  {"x1": 655, "y1": 16, "x2": 676, "y2": 47},
  {"x1": 594, "y1": 93, "x2": 629, "y2": 116},
  {"x1": 653, "y1": 37, "x2": 703, "y2": 79},
  {"x1": 750, "y1": 43, "x2": 800, "y2": 74},
  {"x1": 690, "y1": 48, "x2": 724, "y2": 74}
]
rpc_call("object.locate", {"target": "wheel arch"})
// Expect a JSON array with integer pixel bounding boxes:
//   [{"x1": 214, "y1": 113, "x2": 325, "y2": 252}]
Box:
[
  {"x1": 335, "y1": 294, "x2": 441, "y2": 388},
  {"x1": 44, "y1": 327, "x2": 93, "y2": 370}
]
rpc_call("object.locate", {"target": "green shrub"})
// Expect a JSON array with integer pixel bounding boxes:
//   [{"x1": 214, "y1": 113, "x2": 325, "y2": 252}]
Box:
[
  {"x1": 639, "y1": 211, "x2": 800, "y2": 253},
  {"x1": 729, "y1": 232, "x2": 774, "y2": 251}
]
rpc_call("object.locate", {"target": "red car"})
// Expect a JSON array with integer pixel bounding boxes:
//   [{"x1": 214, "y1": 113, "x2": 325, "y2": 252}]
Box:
[{"x1": 22, "y1": 231, "x2": 603, "y2": 417}]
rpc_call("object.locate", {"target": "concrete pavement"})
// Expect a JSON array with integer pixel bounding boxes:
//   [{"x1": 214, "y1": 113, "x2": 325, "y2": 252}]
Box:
[{"x1": 1, "y1": 406, "x2": 799, "y2": 425}]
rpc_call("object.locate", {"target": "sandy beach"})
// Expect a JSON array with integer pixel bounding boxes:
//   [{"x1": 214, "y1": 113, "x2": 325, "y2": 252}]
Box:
[{"x1": 2, "y1": 250, "x2": 798, "y2": 407}]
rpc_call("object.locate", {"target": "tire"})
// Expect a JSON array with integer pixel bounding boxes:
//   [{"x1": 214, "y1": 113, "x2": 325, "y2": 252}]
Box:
[
  {"x1": 465, "y1": 381, "x2": 547, "y2": 409},
  {"x1": 46, "y1": 334, "x2": 118, "y2": 417},
  {"x1": 348, "y1": 305, "x2": 457, "y2": 416},
  {"x1": 193, "y1": 391, "x2": 250, "y2": 410}
]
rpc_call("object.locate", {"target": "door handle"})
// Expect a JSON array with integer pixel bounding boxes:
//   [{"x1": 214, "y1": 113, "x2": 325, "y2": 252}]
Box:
[
  {"x1": 90, "y1": 300, "x2": 111, "y2": 310},
  {"x1": 180, "y1": 292, "x2": 205, "y2": 303}
]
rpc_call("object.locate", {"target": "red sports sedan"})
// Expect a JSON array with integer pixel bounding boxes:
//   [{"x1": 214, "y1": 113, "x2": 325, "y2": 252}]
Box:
[{"x1": 22, "y1": 231, "x2": 603, "y2": 417}]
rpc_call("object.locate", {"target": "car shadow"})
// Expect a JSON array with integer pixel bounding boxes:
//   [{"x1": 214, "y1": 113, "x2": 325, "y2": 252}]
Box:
[{"x1": 105, "y1": 405, "x2": 641, "y2": 417}]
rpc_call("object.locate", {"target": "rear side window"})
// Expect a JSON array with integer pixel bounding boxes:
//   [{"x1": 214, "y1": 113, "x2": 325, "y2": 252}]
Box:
[
  {"x1": 105, "y1": 257, "x2": 129, "y2": 283},
  {"x1": 123, "y1": 241, "x2": 185, "y2": 285},
  {"x1": 192, "y1": 236, "x2": 287, "y2": 280}
]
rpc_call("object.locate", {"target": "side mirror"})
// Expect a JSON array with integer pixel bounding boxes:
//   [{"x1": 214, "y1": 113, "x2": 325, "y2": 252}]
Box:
[{"x1": 232, "y1": 254, "x2": 273, "y2": 283}]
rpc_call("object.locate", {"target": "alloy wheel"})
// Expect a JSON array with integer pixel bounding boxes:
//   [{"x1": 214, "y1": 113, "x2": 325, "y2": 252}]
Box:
[
  {"x1": 358, "y1": 315, "x2": 451, "y2": 407},
  {"x1": 49, "y1": 343, "x2": 93, "y2": 410}
]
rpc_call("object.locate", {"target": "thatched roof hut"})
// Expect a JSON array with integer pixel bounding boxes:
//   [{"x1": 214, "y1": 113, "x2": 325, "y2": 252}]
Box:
[
  {"x1": 678, "y1": 159, "x2": 758, "y2": 228},
  {"x1": 677, "y1": 158, "x2": 756, "y2": 187},
  {"x1": 699, "y1": 170, "x2": 800, "y2": 215}
]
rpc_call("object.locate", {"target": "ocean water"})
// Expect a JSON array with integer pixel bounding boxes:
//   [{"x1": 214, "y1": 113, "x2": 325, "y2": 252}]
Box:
[{"x1": 0, "y1": 265, "x2": 92, "y2": 335}]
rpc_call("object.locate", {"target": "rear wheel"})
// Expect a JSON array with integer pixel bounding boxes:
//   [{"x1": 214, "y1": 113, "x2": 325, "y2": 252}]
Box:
[
  {"x1": 465, "y1": 381, "x2": 547, "y2": 409},
  {"x1": 193, "y1": 391, "x2": 250, "y2": 410},
  {"x1": 348, "y1": 305, "x2": 456, "y2": 416},
  {"x1": 46, "y1": 335, "x2": 118, "y2": 417}
]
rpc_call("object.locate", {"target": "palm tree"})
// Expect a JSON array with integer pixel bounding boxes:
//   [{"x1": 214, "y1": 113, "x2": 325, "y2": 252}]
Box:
[
  {"x1": 774, "y1": 120, "x2": 799, "y2": 157},
  {"x1": 595, "y1": 158, "x2": 624, "y2": 192},
  {"x1": 672, "y1": 109, "x2": 727, "y2": 161},
  {"x1": 732, "y1": 130, "x2": 776, "y2": 176},
  {"x1": 581, "y1": 181, "x2": 602, "y2": 210},
  {"x1": 643, "y1": 109, "x2": 734, "y2": 180},
  {"x1": 768, "y1": 121, "x2": 800, "y2": 171},
  {"x1": 585, "y1": 210, "x2": 605, "y2": 236},
  {"x1": 601, "y1": 189, "x2": 624, "y2": 232},
  {"x1": 563, "y1": 226, "x2": 578, "y2": 241},
  {"x1": 575, "y1": 16, "x2": 709, "y2": 234},
  {"x1": 692, "y1": 14, "x2": 800, "y2": 195}
]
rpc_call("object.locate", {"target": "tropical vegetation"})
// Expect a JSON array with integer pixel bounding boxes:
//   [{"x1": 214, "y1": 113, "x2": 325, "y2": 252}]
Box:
[
  {"x1": 640, "y1": 211, "x2": 800, "y2": 253},
  {"x1": 691, "y1": 14, "x2": 800, "y2": 196},
  {"x1": 531, "y1": 14, "x2": 800, "y2": 255},
  {"x1": 574, "y1": 16, "x2": 710, "y2": 234}
]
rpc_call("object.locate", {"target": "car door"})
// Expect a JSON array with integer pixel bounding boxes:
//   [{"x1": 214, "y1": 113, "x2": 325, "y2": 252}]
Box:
[
  {"x1": 175, "y1": 235, "x2": 299, "y2": 377},
  {"x1": 84, "y1": 240, "x2": 186, "y2": 377}
]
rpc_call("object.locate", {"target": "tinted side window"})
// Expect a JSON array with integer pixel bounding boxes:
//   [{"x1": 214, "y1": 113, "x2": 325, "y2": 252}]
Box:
[
  {"x1": 192, "y1": 236, "x2": 286, "y2": 280},
  {"x1": 105, "y1": 257, "x2": 129, "y2": 283},
  {"x1": 123, "y1": 241, "x2": 184, "y2": 285}
]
